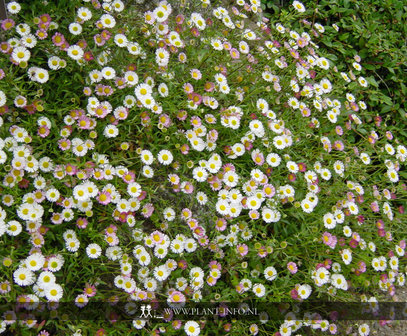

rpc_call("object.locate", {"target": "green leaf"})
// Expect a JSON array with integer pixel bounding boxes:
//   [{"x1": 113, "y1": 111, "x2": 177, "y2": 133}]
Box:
[
  {"x1": 381, "y1": 105, "x2": 392, "y2": 113},
  {"x1": 271, "y1": 4, "x2": 280, "y2": 13},
  {"x1": 364, "y1": 64, "x2": 375, "y2": 70},
  {"x1": 357, "y1": 127, "x2": 368, "y2": 135},
  {"x1": 381, "y1": 95, "x2": 393, "y2": 105},
  {"x1": 326, "y1": 54, "x2": 338, "y2": 61},
  {"x1": 399, "y1": 171, "x2": 407, "y2": 179},
  {"x1": 366, "y1": 77, "x2": 379, "y2": 87}
]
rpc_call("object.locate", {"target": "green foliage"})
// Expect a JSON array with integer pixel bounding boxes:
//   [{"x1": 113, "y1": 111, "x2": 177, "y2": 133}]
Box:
[
  {"x1": 262, "y1": 0, "x2": 407, "y2": 140},
  {"x1": 1, "y1": 0, "x2": 407, "y2": 335}
]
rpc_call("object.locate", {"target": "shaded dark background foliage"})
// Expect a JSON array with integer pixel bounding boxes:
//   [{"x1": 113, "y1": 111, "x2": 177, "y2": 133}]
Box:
[{"x1": 262, "y1": 0, "x2": 407, "y2": 141}]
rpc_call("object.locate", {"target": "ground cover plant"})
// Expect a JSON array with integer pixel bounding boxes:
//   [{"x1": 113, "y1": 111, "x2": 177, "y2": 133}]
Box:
[
  {"x1": 0, "y1": 0, "x2": 406, "y2": 335},
  {"x1": 261, "y1": 0, "x2": 407, "y2": 141}
]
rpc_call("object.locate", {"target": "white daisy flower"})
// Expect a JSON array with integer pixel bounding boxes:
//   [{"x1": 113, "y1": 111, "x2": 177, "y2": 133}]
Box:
[
  {"x1": 7, "y1": 1, "x2": 21, "y2": 14},
  {"x1": 142, "y1": 165, "x2": 154, "y2": 178},
  {"x1": 252, "y1": 283, "x2": 266, "y2": 297},
  {"x1": 77, "y1": 7, "x2": 92, "y2": 21},
  {"x1": 65, "y1": 238, "x2": 80, "y2": 252},
  {"x1": 13, "y1": 268, "x2": 36, "y2": 286},
  {"x1": 297, "y1": 284, "x2": 312, "y2": 299},
  {"x1": 12, "y1": 46, "x2": 31, "y2": 63},
  {"x1": 196, "y1": 192, "x2": 208, "y2": 205},
  {"x1": 26, "y1": 253, "x2": 45, "y2": 271},
  {"x1": 153, "y1": 265, "x2": 170, "y2": 281},
  {"x1": 158, "y1": 83, "x2": 169, "y2": 97},
  {"x1": 314, "y1": 23, "x2": 325, "y2": 33},
  {"x1": 155, "y1": 47, "x2": 170, "y2": 66},
  {"x1": 6, "y1": 220, "x2": 22, "y2": 236},
  {"x1": 323, "y1": 213, "x2": 336, "y2": 229},
  {"x1": 387, "y1": 169, "x2": 398, "y2": 182},
  {"x1": 266, "y1": 153, "x2": 281, "y2": 167},
  {"x1": 264, "y1": 266, "x2": 277, "y2": 281},
  {"x1": 21, "y1": 34, "x2": 37, "y2": 48},
  {"x1": 301, "y1": 199, "x2": 313, "y2": 213},
  {"x1": 100, "y1": 14, "x2": 116, "y2": 28},
  {"x1": 317, "y1": 57, "x2": 330, "y2": 70},
  {"x1": 184, "y1": 321, "x2": 200, "y2": 336},
  {"x1": 86, "y1": 243, "x2": 102, "y2": 259},
  {"x1": 223, "y1": 171, "x2": 239, "y2": 187},
  {"x1": 184, "y1": 239, "x2": 197, "y2": 253},
  {"x1": 211, "y1": 39, "x2": 223, "y2": 51},
  {"x1": 37, "y1": 271, "x2": 56, "y2": 289},
  {"x1": 358, "y1": 324, "x2": 370, "y2": 336},
  {"x1": 163, "y1": 207, "x2": 175, "y2": 221},
  {"x1": 67, "y1": 45, "x2": 84, "y2": 60},
  {"x1": 157, "y1": 150, "x2": 173, "y2": 165},
  {"x1": 127, "y1": 182, "x2": 142, "y2": 198},
  {"x1": 341, "y1": 249, "x2": 352, "y2": 265},
  {"x1": 154, "y1": 6, "x2": 170, "y2": 22},
  {"x1": 170, "y1": 239, "x2": 184, "y2": 254},
  {"x1": 68, "y1": 22, "x2": 82, "y2": 35},
  {"x1": 112, "y1": 0, "x2": 125, "y2": 12},
  {"x1": 127, "y1": 42, "x2": 141, "y2": 56},
  {"x1": 47, "y1": 255, "x2": 64, "y2": 272},
  {"x1": 45, "y1": 283, "x2": 63, "y2": 302},
  {"x1": 192, "y1": 167, "x2": 208, "y2": 182},
  {"x1": 134, "y1": 83, "x2": 152, "y2": 100},
  {"x1": 104, "y1": 125, "x2": 119, "y2": 138},
  {"x1": 0, "y1": 90, "x2": 6, "y2": 107},
  {"x1": 153, "y1": 246, "x2": 168, "y2": 259},
  {"x1": 102, "y1": 66, "x2": 116, "y2": 80}
]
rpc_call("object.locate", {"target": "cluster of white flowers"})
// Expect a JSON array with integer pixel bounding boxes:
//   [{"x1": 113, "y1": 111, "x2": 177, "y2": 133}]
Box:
[{"x1": 0, "y1": 0, "x2": 406, "y2": 335}]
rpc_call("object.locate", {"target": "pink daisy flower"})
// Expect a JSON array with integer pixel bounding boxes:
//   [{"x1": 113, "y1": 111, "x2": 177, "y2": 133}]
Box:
[
  {"x1": 204, "y1": 82, "x2": 215, "y2": 92},
  {"x1": 333, "y1": 140, "x2": 344, "y2": 151},
  {"x1": 94, "y1": 34, "x2": 105, "y2": 47},
  {"x1": 230, "y1": 48, "x2": 240, "y2": 59},
  {"x1": 189, "y1": 93, "x2": 202, "y2": 105},
  {"x1": 190, "y1": 69, "x2": 202, "y2": 80},
  {"x1": 141, "y1": 203, "x2": 154, "y2": 218},
  {"x1": 159, "y1": 114, "x2": 171, "y2": 127},
  {"x1": 193, "y1": 226, "x2": 205, "y2": 237},
  {"x1": 38, "y1": 126, "x2": 50, "y2": 138},
  {"x1": 198, "y1": 236, "x2": 209, "y2": 247},
  {"x1": 97, "y1": 191, "x2": 111, "y2": 205},
  {"x1": 237, "y1": 244, "x2": 248, "y2": 257},
  {"x1": 207, "y1": 129, "x2": 218, "y2": 142},
  {"x1": 52, "y1": 32, "x2": 65, "y2": 46},
  {"x1": 181, "y1": 181, "x2": 194, "y2": 194},
  {"x1": 168, "y1": 291, "x2": 185, "y2": 304},
  {"x1": 0, "y1": 42, "x2": 11, "y2": 54},
  {"x1": 0, "y1": 281, "x2": 11, "y2": 294},
  {"x1": 151, "y1": 230, "x2": 164, "y2": 245},
  {"x1": 175, "y1": 14, "x2": 185, "y2": 25},
  {"x1": 172, "y1": 320, "x2": 182, "y2": 329},
  {"x1": 76, "y1": 217, "x2": 89, "y2": 229},
  {"x1": 223, "y1": 41, "x2": 232, "y2": 50},
  {"x1": 235, "y1": 283, "x2": 244, "y2": 294},
  {"x1": 183, "y1": 82, "x2": 194, "y2": 94},
  {"x1": 65, "y1": 163, "x2": 77, "y2": 176},
  {"x1": 251, "y1": 149, "x2": 265, "y2": 165},
  {"x1": 190, "y1": 116, "x2": 201, "y2": 127},
  {"x1": 177, "y1": 110, "x2": 188, "y2": 121},
  {"x1": 1, "y1": 19, "x2": 15, "y2": 31}
]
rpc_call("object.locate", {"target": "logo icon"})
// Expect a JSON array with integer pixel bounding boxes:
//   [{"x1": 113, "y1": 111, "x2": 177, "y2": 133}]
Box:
[
  {"x1": 140, "y1": 304, "x2": 152, "y2": 318},
  {"x1": 139, "y1": 304, "x2": 163, "y2": 319}
]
